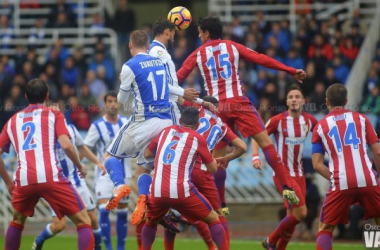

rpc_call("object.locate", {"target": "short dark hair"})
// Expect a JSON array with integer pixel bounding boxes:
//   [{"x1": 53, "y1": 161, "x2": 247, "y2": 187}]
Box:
[
  {"x1": 153, "y1": 18, "x2": 175, "y2": 37},
  {"x1": 130, "y1": 30, "x2": 149, "y2": 48},
  {"x1": 180, "y1": 106, "x2": 199, "y2": 126},
  {"x1": 286, "y1": 84, "x2": 304, "y2": 98},
  {"x1": 198, "y1": 16, "x2": 223, "y2": 40},
  {"x1": 104, "y1": 90, "x2": 118, "y2": 102},
  {"x1": 326, "y1": 83, "x2": 347, "y2": 107},
  {"x1": 202, "y1": 95, "x2": 218, "y2": 107},
  {"x1": 25, "y1": 78, "x2": 48, "y2": 104}
]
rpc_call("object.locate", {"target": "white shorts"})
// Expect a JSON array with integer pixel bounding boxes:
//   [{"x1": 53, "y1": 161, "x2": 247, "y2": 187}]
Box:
[
  {"x1": 95, "y1": 175, "x2": 131, "y2": 203},
  {"x1": 51, "y1": 180, "x2": 95, "y2": 217},
  {"x1": 107, "y1": 117, "x2": 172, "y2": 165},
  {"x1": 170, "y1": 102, "x2": 181, "y2": 125}
]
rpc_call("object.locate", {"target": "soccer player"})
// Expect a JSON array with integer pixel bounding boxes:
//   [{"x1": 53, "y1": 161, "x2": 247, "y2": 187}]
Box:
[
  {"x1": 0, "y1": 78, "x2": 94, "y2": 250},
  {"x1": 251, "y1": 84, "x2": 318, "y2": 250},
  {"x1": 32, "y1": 123, "x2": 106, "y2": 250},
  {"x1": 177, "y1": 16, "x2": 307, "y2": 205},
  {"x1": 84, "y1": 91, "x2": 131, "y2": 250},
  {"x1": 312, "y1": 84, "x2": 380, "y2": 250},
  {"x1": 141, "y1": 106, "x2": 229, "y2": 250},
  {"x1": 103, "y1": 30, "x2": 172, "y2": 212}
]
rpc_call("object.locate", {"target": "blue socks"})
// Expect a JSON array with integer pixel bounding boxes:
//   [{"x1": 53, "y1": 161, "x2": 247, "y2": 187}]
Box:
[
  {"x1": 116, "y1": 208, "x2": 128, "y2": 250},
  {"x1": 105, "y1": 157, "x2": 125, "y2": 187},
  {"x1": 93, "y1": 227, "x2": 102, "y2": 250},
  {"x1": 138, "y1": 173, "x2": 152, "y2": 196},
  {"x1": 99, "y1": 204, "x2": 112, "y2": 250},
  {"x1": 36, "y1": 223, "x2": 55, "y2": 244}
]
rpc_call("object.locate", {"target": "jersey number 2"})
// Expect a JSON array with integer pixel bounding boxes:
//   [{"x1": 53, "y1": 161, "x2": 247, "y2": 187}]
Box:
[
  {"x1": 22, "y1": 122, "x2": 37, "y2": 151},
  {"x1": 206, "y1": 53, "x2": 232, "y2": 81},
  {"x1": 147, "y1": 70, "x2": 166, "y2": 101},
  {"x1": 328, "y1": 122, "x2": 361, "y2": 152}
]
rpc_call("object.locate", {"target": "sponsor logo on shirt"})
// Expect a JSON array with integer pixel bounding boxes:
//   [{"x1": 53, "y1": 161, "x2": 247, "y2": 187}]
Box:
[{"x1": 285, "y1": 137, "x2": 305, "y2": 145}]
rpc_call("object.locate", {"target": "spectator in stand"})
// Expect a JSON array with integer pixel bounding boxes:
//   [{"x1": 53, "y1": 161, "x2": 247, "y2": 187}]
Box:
[
  {"x1": 62, "y1": 56, "x2": 79, "y2": 90},
  {"x1": 245, "y1": 32, "x2": 262, "y2": 52},
  {"x1": 309, "y1": 81, "x2": 327, "y2": 114},
  {"x1": 9, "y1": 84, "x2": 28, "y2": 109},
  {"x1": 45, "y1": 48, "x2": 62, "y2": 74},
  {"x1": 284, "y1": 48, "x2": 305, "y2": 71},
  {"x1": 327, "y1": 16, "x2": 341, "y2": 38},
  {"x1": 249, "y1": 22, "x2": 264, "y2": 49},
  {"x1": 366, "y1": 68, "x2": 379, "y2": 93},
  {"x1": 257, "y1": 47, "x2": 282, "y2": 77},
  {"x1": 0, "y1": 1, "x2": 13, "y2": 20},
  {"x1": 45, "y1": 63, "x2": 60, "y2": 90},
  {"x1": 308, "y1": 33, "x2": 333, "y2": 61},
  {"x1": 0, "y1": 62, "x2": 12, "y2": 95},
  {"x1": 14, "y1": 45, "x2": 27, "y2": 74},
  {"x1": 47, "y1": 38, "x2": 70, "y2": 65},
  {"x1": 78, "y1": 84, "x2": 98, "y2": 110},
  {"x1": 311, "y1": 47, "x2": 327, "y2": 74},
  {"x1": 349, "y1": 24, "x2": 363, "y2": 47},
  {"x1": 84, "y1": 70, "x2": 107, "y2": 108},
  {"x1": 324, "y1": 67, "x2": 338, "y2": 88},
  {"x1": 243, "y1": 83, "x2": 259, "y2": 108},
  {"x1": 73, "y1": 46, "x2": 87, "y2": 82},
  {"x1": 231, "y1": 16, "x2": 245, "y2": 44},
  {"x1": 113, "y1": 0, "x2": 135, "y2": 61},
  {"x1": 88, "y1": 50, "x2": 114, "y2": 90},
  {"x1": 361, "y1": 86, "x2": 380, "y2": 115},
  {"x1": 342, "y1": 8, "x2": 367, "y2": 36},
  {"x1": 276, "y1": 71, "x2": 291, "y2": 103},
  {"x1": 39, "y1": 72, "x2": 59, "y2": 102},
  {"x1": 53, "y1": 12, "x2": 73, "y2": 30},
  {"x1": 268, "y1": 35, "x2": 286, "y2": 58},
  {"x1": 28, "y1": 16, "x2": 46, "y2": 48},
  {"x1": 21, "y1": 61, "x2": 37, "y2": 83},
  {"x1": 264, "y1": 22, "x2": 290, "y2": 53},
  {"x1": 301, "y1": 61, "x2": 318, "y2": 98},
  {"x1": 1, "y1": 55, "x2": 15, "y2": 77},
  {"x1": 332, "y1": 56, "x2": 350, "y2": 84},
  {"x1": 89, "y1": 13, "x2": 104, "y2": 37},
  {"x1": 173, "y1": 37, "x2": 191, "y2": 70},
  {"x1": 306, "y1": 18, "x2": 319, "y2": 41},
  {"x1": 0, "y1": 15, "x2": 14, "y2": 49},
  {"x1": 340, "y1": 36, "x2": 359, "y2": 63},
  {"x1": 69, "y1": 96, "x2": 92, "y2": 130},
  {"x1": 60, "y1": 84, "x2": 74, "y2": 104},
  {"x1": 256, "y1": 11, "x2": 271, "y2": 34},
  {"x1": 49, "y1": 0, "x2": 75, "y2": 27},
  {"x1": 26, "y1": 49, "x2": 42, "y2": 76},
  {"x1": 255, "y1": 70, "x2": 270, "y2": 96}
]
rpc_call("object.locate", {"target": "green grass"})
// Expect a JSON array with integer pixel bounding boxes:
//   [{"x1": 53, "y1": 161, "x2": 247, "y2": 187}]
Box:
[{"x1": 0, "y1": 235, "x2": 366, "y2": 249}]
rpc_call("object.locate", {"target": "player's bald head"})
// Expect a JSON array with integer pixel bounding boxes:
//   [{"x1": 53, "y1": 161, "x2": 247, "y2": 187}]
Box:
[
  {"x1": 326, "y1": 83, "x2": 347, "y2": 107},
  {"x1": 130, "y1": 30, "x2": 149, "y2": 49}
]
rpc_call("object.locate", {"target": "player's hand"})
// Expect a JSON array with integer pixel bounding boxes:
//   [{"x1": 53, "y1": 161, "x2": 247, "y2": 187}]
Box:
[
  {"x1": 97, "y1": 163, "x2": 107, "y2": 176},
  {"x1": 215, "y1": 157, "x2": 229, "y2": 169},
  {"x1": 7, "y1": 182, "x2": 14, "y2": 196},
  {"x1": 77, "y1": 164, "x2": 87, "y2": 178},
  {"x1": 183, "y1": 88, "x2": 200, "y2": 101},
  {"x1": 201, "y1": 101, "x2": 218, "y2": 113},
  {"x1": 293, "y1": 69, "x2": 306, "y2": 83},
  {"x1": 252, "y1": 154, "x2": 262, "y2": 170}
]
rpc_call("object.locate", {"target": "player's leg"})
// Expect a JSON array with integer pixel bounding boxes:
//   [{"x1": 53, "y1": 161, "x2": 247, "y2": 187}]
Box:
[
  {"x1": 116, "y1": 203, "x2": 129, "y2": 250},
  {"x1": 316, "y1": 222, "x2": 335, "y2": 250},
  {"x1": 66, "y1": 209, "x2": 94, "y2": 250},
  {"x1": 96, "y1": 177, "x2": 114, "y2": 250},
  {"x1": 195, "y1": 221, "x2": 216, "y2": 250},
  {"x1": 131, "y1": 165, "x2": 152, "y2": 225},
  {"x1": 87, "y1": 210, "x2": 102, "y2": 250},
  {"x1": 202, "y1": 211, "x2": 229, "y2": 250},
  {"x1": 5, "y1": 210, "x2": 27, "y2": 250},
  {"x1": 33, "y1": 207, "x2": 66, "y2": 250},
  {"x1": 212, "y1": 147, "x2": 229, "y2": 215}
]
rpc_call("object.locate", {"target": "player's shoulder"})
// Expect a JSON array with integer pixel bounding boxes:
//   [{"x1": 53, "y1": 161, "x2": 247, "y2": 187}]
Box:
[
  {"x1": 269, "y1": 112, "x2": 286, "y2": 124},
  {"x1": 148, "y1": 43, "x2": 169, "y2": 59},
  {"x1": 92, "y1": 117, "x2": 105, "y2": 126}
]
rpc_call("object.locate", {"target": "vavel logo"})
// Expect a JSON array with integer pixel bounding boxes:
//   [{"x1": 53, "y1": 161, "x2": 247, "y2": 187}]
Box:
[{"x1": 364, "y1": 224, "x2": 380, "y2": 249}]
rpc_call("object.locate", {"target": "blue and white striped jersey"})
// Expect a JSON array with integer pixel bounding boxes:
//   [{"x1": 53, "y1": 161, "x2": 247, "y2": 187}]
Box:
[
  {"x1": 148, "y1": 40, "x2": 180, "y2": 103},
  {"x1": 84, "y1": 115, "x2": 132, "y2": 180},
  {"x1": 119, "y1": 53, "x2": 171, "y2": 122},
  {"x1": 56, "y1": 124, "x2": 84, "y2": 187}
]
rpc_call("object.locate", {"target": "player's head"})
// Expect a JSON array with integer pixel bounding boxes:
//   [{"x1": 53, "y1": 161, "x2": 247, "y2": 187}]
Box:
[
  {"x1": 286, "y1": 84, "x2": 304, "y2": 113},
  {"x1": 129, "y1": 30, "x2": 150, "y2": 56},
  {"x1": 104, "y1": 91, "x2": 119, "y2": 116},
  {"x1": 25, "y1": 78, "x2": 49, "y2": 104},
  {"x1": 153, "y1": 18, "x2": 175, "y2": 49},
  {"x1": 326, "y1": 83, "x2": 347, "y2": 109},
  {"x1": 180, "y1": 106, "x2": 200, "y2": 130},
  {"x1": 202, "y1": 95, "x2": 219, "y2": 108},
  {"x1": 198, "y1": 16, "x2": 223, "y2": 43}
]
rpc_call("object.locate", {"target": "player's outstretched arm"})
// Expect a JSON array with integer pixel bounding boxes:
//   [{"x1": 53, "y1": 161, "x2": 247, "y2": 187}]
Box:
[
  {"x1": 77, "y1": 145, "x2": 106, "y2": 176},
  {"x1": 251, "y1": 139, "x2": 262, "y2": 170},
  {"x1": 312, "y1": 153, "x2": 330, "y2": 180},
  {"x1": 215, "y1": 138, "x2": 247, "y2": 169},
  {"x1": 369, "y1": 143, "x2": 380, "y2": 177},
  {"x1": 0, "y1": 149, "x2": 14, "y2": 195},
  {"x1": 59, "y1": 134, "x2": 87, "y2": 178},
  {"x1": 205, "y1": 159, "x2": 218, "y2": 174}
]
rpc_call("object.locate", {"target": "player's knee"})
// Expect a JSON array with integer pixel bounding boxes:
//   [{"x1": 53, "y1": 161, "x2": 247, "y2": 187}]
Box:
[
  {"x1": 12, "y1": 210, "x2": 27, "y2": 225},
  {"x1": 87, "y1": 210, "x2": 99, "y2": 228},
  {"x1": 295, "y1": 207, "x2": 307, "y2": 221},
  {"x1": 203, "y1": 210, "x2": 219, "y2": 224},
  {"x1": 103, "y1": 152, "x2": 111, "y2": 162},
  {"x1": 215, "y1": 208, "x2": 224, "y2": 216}
]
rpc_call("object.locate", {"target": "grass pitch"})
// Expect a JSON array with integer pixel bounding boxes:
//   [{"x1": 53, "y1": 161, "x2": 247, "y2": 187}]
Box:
[{"x1": 0, "y1": 235, "x2": 365, "y2": 249}]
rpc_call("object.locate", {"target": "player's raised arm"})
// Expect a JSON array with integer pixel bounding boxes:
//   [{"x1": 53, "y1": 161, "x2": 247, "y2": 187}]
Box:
[
  {"x1": 176, "y1": 50, "x2": 198, "y2": 83},
  {"x1": 233, "y1": 42, "x2": 306, "y2": 83},
  {"x1": 78, "y1": 145, "x2": 106, "y2": 175},
  {"x1": 216, "y1": 137, "x2": 247, "y2": 170}
]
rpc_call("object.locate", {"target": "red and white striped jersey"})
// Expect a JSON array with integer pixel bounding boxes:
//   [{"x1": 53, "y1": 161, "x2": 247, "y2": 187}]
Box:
[
  {"x1": 312, "y1": 110, "x2": 379, "y2": 191},
  {"x1": 148, "y1": 125, "x2": 214, "y2": 199},
  {"x1": 267, "y1": 111, "x2": 318, "y2": 177},
  {"x1": 177, "y1": 39, "x2": 296, "y2": 101},
  {"x1": 0, "y1": 104, "x2": 70, "y2": 187}
]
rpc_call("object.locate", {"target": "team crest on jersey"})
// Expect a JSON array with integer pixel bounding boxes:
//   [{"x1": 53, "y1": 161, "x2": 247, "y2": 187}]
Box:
[
  {"x1": 303, "y1": 124, "x2": 308, "y2": 133},
  {"x1": 157, "y1": 50, "x2": 164, "y2": 58}
]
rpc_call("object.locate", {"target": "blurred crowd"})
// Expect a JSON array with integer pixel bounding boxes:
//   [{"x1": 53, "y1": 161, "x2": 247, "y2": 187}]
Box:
[{"x1": 0, "y1": 0, "x2": 378, "y2": 133}]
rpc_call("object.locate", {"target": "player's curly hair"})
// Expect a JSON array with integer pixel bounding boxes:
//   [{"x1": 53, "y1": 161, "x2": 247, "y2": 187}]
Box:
[
  {"x1": 153, "y1": 18, "x2": 175, "y2": 37},
  {"x1": 180, "y1": 106, "x2": 200, "y2": 126},
  {"x1": 25, "y1": 78, "x2": 48, "y2": 104},
  {"x1": 198, "y1": 16, "x2": 223, "y2": 40}
]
